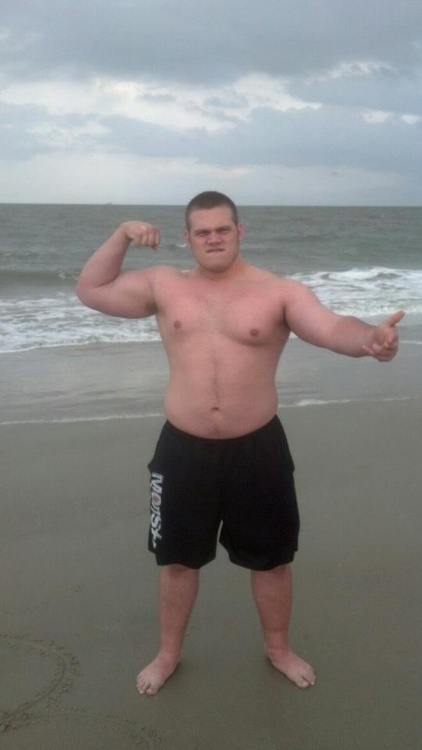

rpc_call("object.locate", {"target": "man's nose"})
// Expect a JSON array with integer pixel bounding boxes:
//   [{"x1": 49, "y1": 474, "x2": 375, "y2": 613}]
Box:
[{"x1": 207, "y1": 231, "x2": 222, "y2": 243}]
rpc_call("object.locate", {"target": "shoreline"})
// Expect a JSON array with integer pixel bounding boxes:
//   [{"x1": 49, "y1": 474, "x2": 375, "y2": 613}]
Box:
[
  {"x1": 1, "y1": 334, "x2": 421, "y2": 426},
  {"x1": 0, "y1": 392, "x2": 417, "y2": 427}
]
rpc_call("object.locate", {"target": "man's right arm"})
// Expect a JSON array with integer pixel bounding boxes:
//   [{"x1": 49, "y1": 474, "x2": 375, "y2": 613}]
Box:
[{"x1": 76, "y1": 222, "x2": 160, "y2": 318}]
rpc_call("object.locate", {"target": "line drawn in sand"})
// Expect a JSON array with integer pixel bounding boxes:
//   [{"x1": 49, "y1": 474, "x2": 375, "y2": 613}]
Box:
[{"x1": 0, "y1": 634, "x2": 163, "y2": 748}]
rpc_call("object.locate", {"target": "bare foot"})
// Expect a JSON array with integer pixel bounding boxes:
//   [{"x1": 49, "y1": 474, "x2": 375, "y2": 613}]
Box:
[
  {"x1": 136, "y1": 653, "x2": 179, "y2": 696},
  {"x1": 266, "y1": 647, "x2": 316, "y2": 689}
]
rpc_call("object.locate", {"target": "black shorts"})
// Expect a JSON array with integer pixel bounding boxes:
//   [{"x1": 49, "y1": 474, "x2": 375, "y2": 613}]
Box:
[{"x1": 147, "y1": 415, "x2": 300, "y2": 571}]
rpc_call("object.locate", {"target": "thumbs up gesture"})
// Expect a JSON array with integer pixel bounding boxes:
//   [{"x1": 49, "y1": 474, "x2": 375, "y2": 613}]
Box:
[{"x1": 364, "y1": 310, "x2": 405, "y2": 361}]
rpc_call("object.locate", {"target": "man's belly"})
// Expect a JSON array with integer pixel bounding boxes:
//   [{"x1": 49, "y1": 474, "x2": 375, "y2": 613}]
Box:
[{"x1": 163, "y1": 385, "x2": 279, "y2": 439}]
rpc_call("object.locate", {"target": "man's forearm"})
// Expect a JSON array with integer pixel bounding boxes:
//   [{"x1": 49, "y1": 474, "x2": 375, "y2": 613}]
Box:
[
  {"x1": 77, "y1": 225, "x2": 131, "y2": 293},
  {"x1": 329, "y1": 316, "x2": 375, "y2": 357}
]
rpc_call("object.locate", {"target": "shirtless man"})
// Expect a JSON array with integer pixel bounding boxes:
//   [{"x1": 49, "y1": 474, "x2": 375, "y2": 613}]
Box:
[{"x1": 76, "y1": 191, "x2": 403, "y2": 696}]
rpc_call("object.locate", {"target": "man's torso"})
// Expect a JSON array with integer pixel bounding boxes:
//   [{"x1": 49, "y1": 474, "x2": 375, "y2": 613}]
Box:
[{"x1": 150, "y1": 265, "x2": 291, "y2": 437}]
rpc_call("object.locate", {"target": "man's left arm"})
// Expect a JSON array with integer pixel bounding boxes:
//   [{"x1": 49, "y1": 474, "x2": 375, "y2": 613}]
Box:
[{"x1": 283, "y1": 280, "x2": 405, "y2": 362}]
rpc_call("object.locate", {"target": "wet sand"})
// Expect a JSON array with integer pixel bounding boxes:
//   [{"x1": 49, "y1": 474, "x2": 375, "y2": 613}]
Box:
[{"x1": 1, "y1": 400, "x2": 421, "y2": 749}]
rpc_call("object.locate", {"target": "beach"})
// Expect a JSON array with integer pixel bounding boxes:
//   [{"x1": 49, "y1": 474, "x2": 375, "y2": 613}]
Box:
[
  {"x1": 1, "y1": 203, "x2": 421, "y2": 747},
  {"x1": 1, "y1": 399, "x2": 420, "y2": 750}
]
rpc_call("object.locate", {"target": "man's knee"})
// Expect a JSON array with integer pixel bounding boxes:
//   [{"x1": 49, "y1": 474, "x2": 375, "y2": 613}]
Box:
[{"x1": 163, "y1": 563, "x2": 199, "y2": 577}]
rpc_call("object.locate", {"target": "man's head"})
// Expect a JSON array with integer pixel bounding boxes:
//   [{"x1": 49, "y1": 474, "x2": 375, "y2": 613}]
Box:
[
  {"x1": 183, "y1": 191, "x2": 244, "y2": 278},
  {"x1": 185, "y1": 191, "x2": 239, "y2": 230}
]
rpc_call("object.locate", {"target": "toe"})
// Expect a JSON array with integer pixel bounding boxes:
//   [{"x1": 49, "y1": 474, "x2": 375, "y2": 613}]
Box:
[
  {"x1": 136, "y1": 677, "x2": 148, "y2": 694},
  {"x1": 300, "y1": 671, "x2": 316, "y2": 688},
  {"x1": 298, "y1": 676, "x2": 311, "y2": 688}
]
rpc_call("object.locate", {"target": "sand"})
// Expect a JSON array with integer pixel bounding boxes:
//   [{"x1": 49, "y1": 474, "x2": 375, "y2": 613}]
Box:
[{"x1": 1, "y1": 400, "x2": 421, "y2": 749}]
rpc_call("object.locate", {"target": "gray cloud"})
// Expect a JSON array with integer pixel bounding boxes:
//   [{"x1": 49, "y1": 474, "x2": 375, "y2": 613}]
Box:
[
  {"x1": 215, "y1": 107, "x2": 422, "y2": 175},
  {"x1": 2, "y1": 96, "x2": 421, "y2": 179},
  {"x1": 1, "y1": 1, "x2": 421, "y2": 204},
  {"x1": 2, "y1": 1, "x2": 422, "y2": 86},
  {"x1": 0, "y1": 102, "x2": 50, "y2": 159},
  {"x1": 290, "y1": 67, "x2": 422, "y2": 116}
]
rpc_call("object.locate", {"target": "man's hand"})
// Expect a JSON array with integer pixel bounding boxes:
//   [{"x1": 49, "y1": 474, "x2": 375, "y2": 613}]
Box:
[
  {"x1": 363, "y1": 310, "x2": 405, "y2": 361},
  {"x1": 121, "y1": 221, "x2": 161, "y2": 250}
]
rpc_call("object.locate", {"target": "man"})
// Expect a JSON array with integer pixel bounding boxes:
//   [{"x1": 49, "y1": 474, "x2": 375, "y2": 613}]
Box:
[{"x1": 76, "y1": 191, "x2": 403, "y2": 696}]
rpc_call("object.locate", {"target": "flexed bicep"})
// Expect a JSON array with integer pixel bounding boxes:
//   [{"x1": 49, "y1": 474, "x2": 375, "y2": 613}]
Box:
[{"x1": 83, "y1": 268, "x2": 158, "y2": 319}]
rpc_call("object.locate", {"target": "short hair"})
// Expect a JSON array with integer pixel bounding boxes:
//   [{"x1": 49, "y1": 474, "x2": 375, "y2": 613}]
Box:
[{"x1": 185, "y1": 191, "x2": 239, "y2": 228}]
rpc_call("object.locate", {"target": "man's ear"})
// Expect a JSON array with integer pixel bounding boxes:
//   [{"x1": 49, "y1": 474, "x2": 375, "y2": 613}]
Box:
[{"x1": 184, "y1": 229, "x2": 191, "y2": 246}]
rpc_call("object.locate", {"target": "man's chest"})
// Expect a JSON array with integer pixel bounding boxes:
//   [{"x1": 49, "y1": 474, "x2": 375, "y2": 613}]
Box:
[{"x1": 157, "y1": 283, "x2": 286, "y2": 346}]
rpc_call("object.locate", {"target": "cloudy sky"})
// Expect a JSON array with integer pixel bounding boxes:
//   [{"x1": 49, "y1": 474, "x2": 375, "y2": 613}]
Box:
[{"x1": 1, "y1": 0, "x2": 421, "y2": 205}]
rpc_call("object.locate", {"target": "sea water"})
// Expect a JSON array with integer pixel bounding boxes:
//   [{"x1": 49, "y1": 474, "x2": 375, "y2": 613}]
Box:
[{"x1": 1, "y1": 205, "x2": 421, "y2": 423}]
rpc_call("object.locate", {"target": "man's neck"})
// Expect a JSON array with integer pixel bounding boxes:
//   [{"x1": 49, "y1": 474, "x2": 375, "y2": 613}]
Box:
[{"x1": 194, "y1": 259, "x2": 250, "y2": 283}]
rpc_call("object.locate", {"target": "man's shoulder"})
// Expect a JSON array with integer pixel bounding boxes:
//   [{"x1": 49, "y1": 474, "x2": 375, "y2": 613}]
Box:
[{"x1": 250, "y1": 273, "x2": 315, "y2": 311}]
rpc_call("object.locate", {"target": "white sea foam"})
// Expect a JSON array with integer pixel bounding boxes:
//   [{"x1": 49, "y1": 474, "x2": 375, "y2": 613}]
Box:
[
  {"x1": 285, "y1": 395, "x2": 412, "y2": 408},
  {"x1": 0, "y1": 292, "x2": 160, "y2": 353},
  {"x1": 0, "y1": 412, "x2": 163, "y2": 426},
  {"x1": 290, "y1": 266, "x2": 422, "y2": 318},
  {"x1": 1, "y1": 266, "x2": 421, "y2": 353}
]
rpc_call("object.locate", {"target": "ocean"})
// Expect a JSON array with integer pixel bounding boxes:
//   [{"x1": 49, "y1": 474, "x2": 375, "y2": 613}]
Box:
[{"x1": 1, "y1": 204, "x2": 421, "y2": 424}]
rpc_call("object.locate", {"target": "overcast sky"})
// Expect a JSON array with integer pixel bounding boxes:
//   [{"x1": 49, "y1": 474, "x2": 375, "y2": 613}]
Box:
[{"x1": 1, "y1": 0, "x2": 421, "y2": 205}]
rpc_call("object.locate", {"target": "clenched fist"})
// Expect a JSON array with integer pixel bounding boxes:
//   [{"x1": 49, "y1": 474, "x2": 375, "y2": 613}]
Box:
[{"x1": 120, "y1": 221, "x2": 161, "y2": 250}]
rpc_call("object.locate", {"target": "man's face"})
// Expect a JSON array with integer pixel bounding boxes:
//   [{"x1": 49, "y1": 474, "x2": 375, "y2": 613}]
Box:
[{"x1": 184, "y1": 206, "x2": 244, "y2": 275}]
